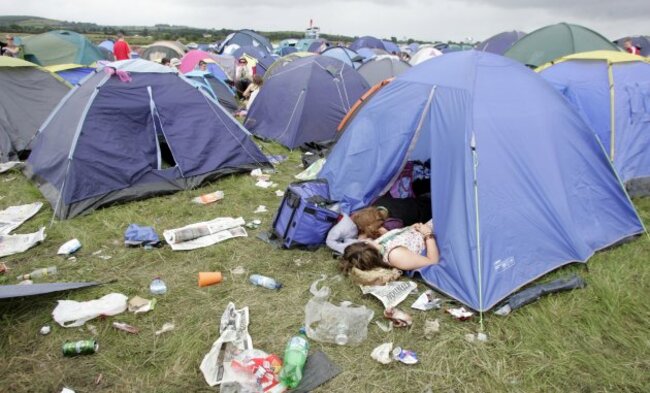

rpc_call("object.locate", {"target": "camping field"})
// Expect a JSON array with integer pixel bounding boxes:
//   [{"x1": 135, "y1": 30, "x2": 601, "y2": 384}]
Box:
[{"x1": 0, "y1": 142, "x2": 649, "y2": 393}]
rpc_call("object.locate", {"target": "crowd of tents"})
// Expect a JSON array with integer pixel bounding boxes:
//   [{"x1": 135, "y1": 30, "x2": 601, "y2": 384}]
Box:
[{"x1": 1, "y1": 22, "x2": 649, "y2": 311}]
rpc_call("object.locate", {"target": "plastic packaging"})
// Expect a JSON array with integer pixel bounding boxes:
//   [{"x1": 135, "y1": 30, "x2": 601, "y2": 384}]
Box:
[
  {"x1": 279, "y1": 330, "x2": 309, "y2": 389},
  {"x1": 192, "y1": 190, "x2": 224, "y2": 205},
  {"x1": 57, "y1": 239, "x2": 81, "y2": 255},
  {"x1": 249, "y1": 274, "x2": 282, "y2": 290},
  {"x1": 52, "y1": 293, "x2": 128, "y2": 327},
  {"x1": 150, "y1": 277, "x2": 168, "y2": 295},
  {"x1": 17, "y1": 266, "x2": 57, "y2": 281},
  {"x1": 305, "y1": 275, "x2": 374, "y2": 346}
]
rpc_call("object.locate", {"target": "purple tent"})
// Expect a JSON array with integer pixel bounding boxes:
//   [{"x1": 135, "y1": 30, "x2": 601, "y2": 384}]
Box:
[
  {"x1": 244, "y1": 56, "x2": 370, "y2": 149},
  {"x1": 350, "y1": 36, "x2": 386, "y2": 52},
  {"x1": 476, "y1": 31, "x2": 527, "y2": 55},
  {"x1": 26, "y1": 59, "x2": 270, "y2": 219}
]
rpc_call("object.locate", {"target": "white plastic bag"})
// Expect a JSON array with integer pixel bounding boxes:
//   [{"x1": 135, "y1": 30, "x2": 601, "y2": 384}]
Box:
[{"x1": 52, "y1": 293, "x2": 128, "y2": 327}]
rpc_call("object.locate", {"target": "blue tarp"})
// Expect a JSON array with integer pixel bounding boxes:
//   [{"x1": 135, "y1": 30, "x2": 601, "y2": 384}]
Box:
[
  {"x1": 245, "y1": 56, "x2": 369, "y2": 149},
  {"x1": 539, "y1": 58, "x2": 650, "y2": 185},
  {"x1": 319, "y1": 51, "x2": 643, "y2": 311}
]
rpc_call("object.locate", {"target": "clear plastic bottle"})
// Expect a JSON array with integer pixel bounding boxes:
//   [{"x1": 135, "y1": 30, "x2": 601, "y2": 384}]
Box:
[
  {"x1": 279, "y1": 329, "x2": 309, "y2": 389},
  {"x1": 17, "y1": 266, "x2": 57, "y2": 281},
  {"x1": 334, "y1": 322, "x2": 349, "y2": 346},
  {"x1": 149, "y1": 277, "x2": 167, "y2": 295},
  {"x1": 249, "y1": 274, "x2": 282, "y2": 290}
]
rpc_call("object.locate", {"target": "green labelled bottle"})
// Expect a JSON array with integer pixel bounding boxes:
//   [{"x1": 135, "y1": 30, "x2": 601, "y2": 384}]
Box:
[{"x1": 279, "y1": 329, "x2": 309, "y2": 389}]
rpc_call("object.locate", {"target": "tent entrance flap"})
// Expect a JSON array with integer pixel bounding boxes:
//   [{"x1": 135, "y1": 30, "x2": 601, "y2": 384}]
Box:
[{"x1": 147, "y1": 86, "x2": 177, "y2": 170}]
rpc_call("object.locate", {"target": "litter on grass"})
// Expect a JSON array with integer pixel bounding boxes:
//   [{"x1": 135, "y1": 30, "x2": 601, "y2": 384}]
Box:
[
  {"x1": 371, "y1": 342, "x2": 393, "y2": 364},
  {"x1": 254, "y1": 205, "x2": 268, "y2": 214},
  {"x1": 112, "y1": 321, "x2": 139, "y2": 334},
  {"x1": 0, "y1": 227, "x2": 46, "y2": 258},
  {"x1": 155, "y1": 322, "x2": 175, "y2": 336},
  {"x1": 392, "y1": 347, "x2": 418, "y2": 365},
  {"x1": 200, "y1": 302, "x2": 253, "y2": 386},
  {"x1": 57, "y1": 239, "x2": 81, "y2": 255},
  {"x1": 52, "y1": 293, "x2": 128, "y2": 327},
  {"x1": 411, "y1": 290, "x2": 442, "y2": 311},
  {"x1": 446, "y1": 307, "x2": 474, "y2": 321},
  {"x1": 360, "y1": 280, "x2": 417, "y2": 309},
  {"x1": 0, "y1": 202, "x2": 43, "y2": 235},
  {"x1": 424, "y1": 319, "x2": 440, "y2": 339},
  {"x1": 384, "y1": 308, "x2": 413, "y2": 328},
  {"x1": 192, "y1": 190, "x2": 225, "y2": 205},
  {"x1": 124, "y1": 224, "x2": 160, "y2": 247},
  {"x1": 40, "y1": 325, "x2": 51, "y2": 335},
  {"x1": 274, "y1": 190, "x2": 285, "y2": 197},
  {"x1": 127, "y1": 296, "x2": 156, "y2": 314},
  {"x1": 163, "y1": 217, "x2": 247, "y2": 251},
  {"x1": 255, "y1": 179, "x2": 277, "y2": 189}
]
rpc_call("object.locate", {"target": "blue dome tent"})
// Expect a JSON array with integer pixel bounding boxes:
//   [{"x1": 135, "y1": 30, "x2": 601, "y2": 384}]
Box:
[
  {"x1": 319, "y1": 51, "x2": 644, "y2": 311},
  {"x1": 26, "y1": 60, "x2": 270, "y2": 219}
]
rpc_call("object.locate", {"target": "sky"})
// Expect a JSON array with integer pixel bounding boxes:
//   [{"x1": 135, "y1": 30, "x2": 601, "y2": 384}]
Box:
[{"x1": 3, "y1": 0, "x2": 648, "y2": 42}]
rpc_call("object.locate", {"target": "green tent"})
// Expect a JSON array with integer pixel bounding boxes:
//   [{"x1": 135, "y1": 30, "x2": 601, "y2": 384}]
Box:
[
  {"x1": 21, "y1": 30, "x2": 106, "y2": 66},
  {"x1": 504, "y1": 23, "x2": 620, "y2": 68}
]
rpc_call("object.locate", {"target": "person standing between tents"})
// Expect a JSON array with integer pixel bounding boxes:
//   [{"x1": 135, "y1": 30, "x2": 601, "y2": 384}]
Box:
[
  {"x1": 113, "y1": 32, "x2": 132, "y2": 61},
  {"x1": 161, "y1": 57, "x2": 171, "y2": 66},
  {"x1": 624, "y1": 38, "x2": 641, "y2": 55},
  {"x1": 2, "y1": 36, "x2": 20, "y2": 58},
  {"x1": 235, "y1": 57, "x2": 252, "y2": 98},
  {"x1": 243, "y1": 74, "x2": 263, "y2": 110},
  {"x1": 198, "y1": 60, "x2": 208, "y2": 71}
]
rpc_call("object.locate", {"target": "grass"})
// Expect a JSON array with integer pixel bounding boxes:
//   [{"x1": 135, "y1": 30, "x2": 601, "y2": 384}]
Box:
[{"x1": 1, "y1": 144, "x2": 649, "y2": 393}]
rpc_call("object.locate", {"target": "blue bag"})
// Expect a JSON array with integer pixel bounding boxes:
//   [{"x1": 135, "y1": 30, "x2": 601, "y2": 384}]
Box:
[{"x1": 272, "y1": 179, "x2": 339, "y2": 249}]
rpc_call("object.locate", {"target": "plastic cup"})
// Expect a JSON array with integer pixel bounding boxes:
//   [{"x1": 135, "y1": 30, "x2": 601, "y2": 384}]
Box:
[{"x1": 198, "y1": 272, "x2": 223, "y2": 287}]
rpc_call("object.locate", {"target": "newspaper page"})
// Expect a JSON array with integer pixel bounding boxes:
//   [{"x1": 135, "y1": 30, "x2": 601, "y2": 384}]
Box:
[
  {"x1": 163, "y1": 217, "x2": 247, "y2": 251},
  {"x1": 200, "y1": 302, "x2": 253, "y2": 387},
  {"x1": 0, "y1": 227, "x2": 46, "y2": 257},
  {"x1": 0, "y1": 202, "x2": 43, "y2": 235}
]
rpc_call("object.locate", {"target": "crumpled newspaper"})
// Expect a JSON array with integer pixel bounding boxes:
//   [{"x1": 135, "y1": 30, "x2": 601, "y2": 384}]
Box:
[
  {"x1": 163, "y1": 217, "x2": 247, "y2": 251},
  {"x1": 360, "y1": 280, "x2": 417, "y2": 309},
  {"x1": 200, "y1": 302, "x2": 254, "y2": 387},
  {"x1": 0, "y1": 202, "x2": 43, "y2": 235}
]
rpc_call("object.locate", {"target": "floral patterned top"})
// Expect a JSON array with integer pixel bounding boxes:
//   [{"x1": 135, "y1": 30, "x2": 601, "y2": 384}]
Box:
[{"x1": 376, "y1": 221, "x2": 433, "y2": 266}]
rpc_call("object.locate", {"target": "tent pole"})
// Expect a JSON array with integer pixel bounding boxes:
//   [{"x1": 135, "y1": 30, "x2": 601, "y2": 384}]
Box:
[
  {"x1": 470, "y1": 133, "x2": 484, "y2": 330},
  {"x1": 607, "y1": 61, "x2": 616, "y2": 161}
]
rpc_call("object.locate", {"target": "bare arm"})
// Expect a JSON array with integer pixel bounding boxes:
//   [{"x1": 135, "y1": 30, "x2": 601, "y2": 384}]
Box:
[
  {"x1": 386, "y1": 241, "x2": 439, "y2": 270},
  {"x1": 386, "y1": 222, "x2": 440, "y2": 270}
]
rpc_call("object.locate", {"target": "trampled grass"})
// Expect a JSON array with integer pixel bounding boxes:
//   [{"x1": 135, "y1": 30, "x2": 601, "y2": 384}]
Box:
[{"x1": 1, "y1": 143, "x2": 649, "y2": 393}]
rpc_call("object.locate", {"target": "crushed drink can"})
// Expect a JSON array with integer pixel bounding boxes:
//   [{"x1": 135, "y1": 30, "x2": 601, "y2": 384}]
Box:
[{"x1": 62, "y1": 339, "x2": 98, "y2": 356}]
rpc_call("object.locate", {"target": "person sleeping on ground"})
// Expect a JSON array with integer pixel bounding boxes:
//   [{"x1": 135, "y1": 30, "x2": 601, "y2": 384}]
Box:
[
  {"x1": 339, "y1": 220, "x2": 439, "y2": 273},
  {"x1": 325, "y1": 194, "x2": 432, "y2": 254}
]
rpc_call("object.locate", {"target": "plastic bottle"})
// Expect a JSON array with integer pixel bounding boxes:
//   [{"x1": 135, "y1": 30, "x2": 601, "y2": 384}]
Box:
[
  {"x1": 249, "y1": 274, "x2": 283, "y2": 290},
  {"x1": 17, "y1": 266, "x2": 57, "y2": 281},
  {"x1": 334, "y1": 322, "x2": 349, "y2": 346},
  {"x1": 149, "y1": 277, "x2": 168, "y2": 295},
  {"x1": 279, "y1": 329, "x2": 309, "y2": 389}
]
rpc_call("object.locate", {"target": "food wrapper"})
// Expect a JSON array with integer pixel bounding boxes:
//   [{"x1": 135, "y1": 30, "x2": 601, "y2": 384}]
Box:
[
  {"x1": 446, "y1": 307, "x2": 474, "y2": 321},
  {"x1": 384, "y1": 308, "x2": 413, "y2": 328}
]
